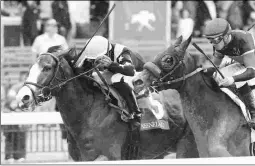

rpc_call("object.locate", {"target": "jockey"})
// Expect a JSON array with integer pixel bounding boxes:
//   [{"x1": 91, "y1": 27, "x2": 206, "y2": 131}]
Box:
[
  {"x1": 203, "y1": 18, "x2": 255, "y2": 128},
  {"x1": 75, "y1": 36, "x2": 143, "y2": 126}
]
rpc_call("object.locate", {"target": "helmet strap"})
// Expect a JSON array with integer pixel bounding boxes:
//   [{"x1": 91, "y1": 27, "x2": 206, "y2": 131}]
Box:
[
  {"x1": 222, "y1": 33, "x2": 232, "y2": 50},
  {"x1": 107, "y1": 41, "x2": 110, "y2": 57},
  {"x1": 221, "y1": 24, "x2": 231, "y2": 48},
  {"x1": 222, "y1": 24, "x2": 230, "y2": 36},
  {"x1": 106, "y1": 41, "x2": 113, "y2": 61}
]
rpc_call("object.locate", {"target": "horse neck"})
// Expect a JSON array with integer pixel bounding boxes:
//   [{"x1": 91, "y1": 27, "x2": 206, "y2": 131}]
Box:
[
  {"x1": 56, "y1": 61, "x2": 123, "y2": 130},
  {"x1": 178, "y1": 52, "x2": 243, "y2": 124},
  {"x1": 179, "y1": 52, "x2": 214, "y2": 96},
  {"x1": 54, "y1": 61, "x2": 95, "y2": 129}
]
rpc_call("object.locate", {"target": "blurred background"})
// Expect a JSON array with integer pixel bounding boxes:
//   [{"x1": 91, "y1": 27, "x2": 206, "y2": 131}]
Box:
[{"x1": 1, "y1": 0, "x2": 255, "y2": 164}]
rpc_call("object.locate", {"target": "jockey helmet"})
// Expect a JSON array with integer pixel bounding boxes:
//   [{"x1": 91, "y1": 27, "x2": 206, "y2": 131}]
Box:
[
  {"x1": 203, "y1": 18, "x2": 231, "y2": 39},
  {"x1": 82, "y1": 35, "x2": 112, "y2": 60}
]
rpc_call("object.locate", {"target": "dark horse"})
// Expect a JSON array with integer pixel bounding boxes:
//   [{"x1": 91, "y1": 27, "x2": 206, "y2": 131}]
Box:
[
  {"x1": 16, "y1": 46, "x2": 199, "y2": 161},
  {"x1": 132, "y1": 36, "x2": 255, "y2": 157}
]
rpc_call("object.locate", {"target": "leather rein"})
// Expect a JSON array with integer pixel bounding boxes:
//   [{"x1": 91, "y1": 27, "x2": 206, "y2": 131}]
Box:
[
  {"x1": 149, "y1": 54, "x2": 203, "y2": 90},
  {"x1": 23, "y1": 53, "x2": 100, "y2": 106}
]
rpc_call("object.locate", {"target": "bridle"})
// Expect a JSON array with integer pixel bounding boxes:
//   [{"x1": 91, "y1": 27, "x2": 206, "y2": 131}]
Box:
[
  {"x1": 23, "y1": 51, "x2": 151, "y2": 121},
  {"x1": 147, "y1": 53, "x2": 203, "y2": 90},
  {"x1": 24, "y1": 53, "x2": 61, "y2": 106},
  {"x1": 24, "y1": 53, "x2": 99, "y2": 106}
]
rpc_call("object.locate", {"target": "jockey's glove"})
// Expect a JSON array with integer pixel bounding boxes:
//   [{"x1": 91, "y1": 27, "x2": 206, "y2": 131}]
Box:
[
  {"x1": 108, "y1": 62, "x2": 135, "y2": 76},
  {"x1": 218, "y1": 76, "x2": 235, "y2": 87},
  {"x1": 95, "y1": 55, "x2": 112, "y2": 68}
]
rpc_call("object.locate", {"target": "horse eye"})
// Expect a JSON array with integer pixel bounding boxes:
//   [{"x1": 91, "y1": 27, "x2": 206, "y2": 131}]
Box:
[
  {"x1": 165, "y1": 57, "x2": 173, "y2": 64},
  {"x1": 43, "y1": 66, "x2": 52, "y2": 72}
]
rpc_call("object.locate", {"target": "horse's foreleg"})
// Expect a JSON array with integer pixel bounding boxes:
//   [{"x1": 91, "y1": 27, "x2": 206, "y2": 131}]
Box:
[
  {"x1": 68, "y1": 141, "x2": 82, "y2": 161},
  {"x1": 176, "y1": 126, "x2": 199, "y2": 158},
  {"x1": 207, "y1": 122, "x2": 234, "y2": 157},
  {"x1": 66, "y1": 129, "x2": 100, "y2": 161},
  {"x1": 66, "y1": 131, "x2": 82, "y2": 161}
]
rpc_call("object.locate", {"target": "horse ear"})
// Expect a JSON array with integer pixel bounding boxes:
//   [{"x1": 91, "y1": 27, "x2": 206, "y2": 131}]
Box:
[
  {"x1": 174, "y1": 36, "x2": 183, "y2": 46},
  {"x1": 58, "y1": 47, "x2": 77, "y2": 61},
  {"x1": 179, "y1": 35, "x2": 192, "y2": 52},
  {"x1": 47, "y1": 45, "x2": 63, "y2": 53}
]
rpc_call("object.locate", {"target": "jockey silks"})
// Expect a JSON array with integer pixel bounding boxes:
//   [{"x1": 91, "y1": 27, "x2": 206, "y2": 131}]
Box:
[
  {"x1": 109, "y1": 43, "x2": 145, "y2": 73},
  {"x1": 215, "y1": 30, "x2": 255, "y2": 65}
]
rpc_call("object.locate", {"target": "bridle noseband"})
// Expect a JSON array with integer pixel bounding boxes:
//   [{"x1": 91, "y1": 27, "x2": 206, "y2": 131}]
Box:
[
  {"x1": 24, "y1": 53, "x2": 61, "y2": 105},
  {"x1": 23, "y1": 53, "x2": 98, "y2": 106},
  {"x1": 149, "y1": 53, "x2": 186, "y2": 90},
  {"x1": 150, "y1": 53, "x2": 203, "y2": 91}
]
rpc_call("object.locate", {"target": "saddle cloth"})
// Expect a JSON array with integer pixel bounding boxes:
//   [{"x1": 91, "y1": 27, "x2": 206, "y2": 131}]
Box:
[
  {"x1": 213, "y1": 63, "x2": 255, "y2": 143},
  {"x1": 91, "y1": 70, "x2": 170, "y2": 131},
  {"x1": 137, "y1": 92, "x2": 170, "y2": 131}
]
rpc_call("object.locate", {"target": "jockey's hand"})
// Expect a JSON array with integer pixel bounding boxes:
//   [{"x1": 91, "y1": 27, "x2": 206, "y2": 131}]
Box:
[
  {"x1": 218, "y1": 76, "x2": 235, "y2": 87},
  {"x1": 95, "y1": 55, "x2": 112, "y2": 68}
]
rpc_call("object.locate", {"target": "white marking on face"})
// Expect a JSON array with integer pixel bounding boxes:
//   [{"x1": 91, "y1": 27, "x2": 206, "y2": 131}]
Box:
[
  {"x1": 26, "y1": 64, "x2": 41, "y2": 91},
  {"x1": 16, "y1": 86, "x2": 33, "y2": 104}
]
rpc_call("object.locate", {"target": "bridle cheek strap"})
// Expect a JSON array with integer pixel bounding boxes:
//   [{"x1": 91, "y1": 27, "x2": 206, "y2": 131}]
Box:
[{"x1": 23, "y1": 53, "x2": 61, "y2": 105}]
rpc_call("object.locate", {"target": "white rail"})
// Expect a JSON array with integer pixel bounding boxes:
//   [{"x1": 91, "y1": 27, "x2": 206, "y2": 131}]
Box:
[
  {"x1": 1, "y1": 112, "x2": 63, "y2": 125},
  {"x1": 46, "y1": 156, "x2": 255, "y2": 164}
]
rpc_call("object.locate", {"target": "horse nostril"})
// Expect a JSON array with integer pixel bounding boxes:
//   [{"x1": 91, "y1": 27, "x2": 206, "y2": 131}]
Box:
[{"x1": 22, "y1": 95, "x2": 30, "y2": 103}]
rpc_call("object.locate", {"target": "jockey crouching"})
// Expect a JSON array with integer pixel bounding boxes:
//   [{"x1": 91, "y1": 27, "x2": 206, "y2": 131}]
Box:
[
  {"x1": 75, "y1": 36, "x2": 142, "y2": 127},
  {"x1": 203, "y1": 18, "x2": 255, "y2": 129}
]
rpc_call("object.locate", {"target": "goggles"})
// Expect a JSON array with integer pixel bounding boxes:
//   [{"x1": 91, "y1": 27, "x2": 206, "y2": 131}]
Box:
[
  {"x1": 207, "y1": 36, "x2": 224, "y2": 44},
  {"x1": 205, "y1": 23, "x2": 230, "y2": 45}
]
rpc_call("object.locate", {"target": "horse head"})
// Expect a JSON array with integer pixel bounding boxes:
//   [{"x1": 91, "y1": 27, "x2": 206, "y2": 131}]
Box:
[
  {"x1": 133, "y1": 35, "x2": 195, "y2": 93},
  {"x1": 16, "y1": 46, "x2": 77, "y2": 111}
]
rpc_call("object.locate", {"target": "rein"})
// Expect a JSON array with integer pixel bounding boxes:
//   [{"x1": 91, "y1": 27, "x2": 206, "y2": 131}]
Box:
[
  {"x1": 152, "y1": 67, "x2": 204, "y2": 87},
  {"x1": 149, "y1": 53, "x2": 204, "y2": 91},
  {"x1": 23, "y1": 53, "x2": 135, "y2": 120},
  {"x1": 24, "y1": 53, "x2": 101, "y2": 106}
]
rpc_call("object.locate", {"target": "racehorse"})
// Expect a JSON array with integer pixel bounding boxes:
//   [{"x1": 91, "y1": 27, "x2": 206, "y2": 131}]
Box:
[
  {"x1": 15, "y1": 46, "x2": 199, "y2": 161},
  {"x1": 132, "y1": 36, "x2": 255, "y2": 157}
]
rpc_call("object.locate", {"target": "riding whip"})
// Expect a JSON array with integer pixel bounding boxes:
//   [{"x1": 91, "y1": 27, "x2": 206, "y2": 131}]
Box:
[
  {"x1": 192, "y1": 43, "x2": 225, "y2": 79},
  {"x1": 73, "y1": 3, "x2": 116, "y2": 64},
  {"x1": 247, "y1": 23, "x2": 255, "y2": 31}
]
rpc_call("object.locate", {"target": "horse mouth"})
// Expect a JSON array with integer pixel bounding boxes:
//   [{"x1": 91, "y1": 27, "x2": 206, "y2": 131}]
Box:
[{"x1": 19, "y1": 102, "x2": 36, "y2": 112}]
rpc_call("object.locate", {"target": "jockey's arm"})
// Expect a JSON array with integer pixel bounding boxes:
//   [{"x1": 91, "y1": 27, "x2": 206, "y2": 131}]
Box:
[
  {"x1": 203, "y1": 50, "x2": 224, "y2": 69},
  {"x1": 213, "y1": 51, "x2": 225, "y2": 67},
  {"x1": 108, "y1": 51, "x2": 135, "y2": 76},
  {"x1": 233, "y1": 31, "x2": 255, "y2": 82},
  {"x1": 233, "y1": 50, "x2": 255, "y2": 82}
]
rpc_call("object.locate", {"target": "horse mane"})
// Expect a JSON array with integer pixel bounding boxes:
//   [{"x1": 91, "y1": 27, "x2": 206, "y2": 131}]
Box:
[
  {"x1": 48, "y1": 46, "x2": 101, "y2": 94},
  {"x1": 46, "y1": 46, "x2": 116, "y2": 104}
]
